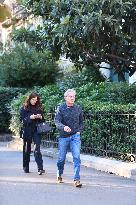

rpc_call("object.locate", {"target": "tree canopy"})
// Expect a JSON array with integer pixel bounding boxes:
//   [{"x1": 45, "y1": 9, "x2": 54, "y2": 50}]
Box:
[
  {"x1": 0, "y1": 45, "x2": 59, "y2": 87},
  {"x1": 16, "y1": 0, "x2": 136, "y2": 81}
]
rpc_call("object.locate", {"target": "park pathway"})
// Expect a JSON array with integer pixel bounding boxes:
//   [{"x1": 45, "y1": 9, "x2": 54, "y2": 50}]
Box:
[{"x1": 0, "y1": 141, "x2": 136, "y2": 205}]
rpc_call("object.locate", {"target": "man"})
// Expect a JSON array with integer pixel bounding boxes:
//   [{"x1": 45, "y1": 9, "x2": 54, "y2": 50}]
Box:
[{"x1": 54, "y1": 89, "x2": 84, "y2": 187}]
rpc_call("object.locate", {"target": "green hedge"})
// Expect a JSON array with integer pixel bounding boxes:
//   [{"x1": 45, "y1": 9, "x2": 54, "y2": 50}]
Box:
[
  {"x1": 0, "y1": 87, "x2": 27, "y2": 133},
  {"x1": 82, "y1": 112, "x2": 136, "y2": 160},
  {"x1": 9, "y1": 82, "x2": 136, "y2": 135}
]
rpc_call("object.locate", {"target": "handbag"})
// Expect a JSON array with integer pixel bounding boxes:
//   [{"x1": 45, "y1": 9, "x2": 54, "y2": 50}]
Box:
[{"x1": 37, "y1": 121, "x2": 51, "y2": 134}]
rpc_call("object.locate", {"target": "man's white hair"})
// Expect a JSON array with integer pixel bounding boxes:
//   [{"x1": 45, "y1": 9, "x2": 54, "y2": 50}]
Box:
[{"x1": 64, "y1": 89, "x2": 76, "y2": 97}]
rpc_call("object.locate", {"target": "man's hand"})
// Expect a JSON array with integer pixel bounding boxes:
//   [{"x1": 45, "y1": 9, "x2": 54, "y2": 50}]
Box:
[{"x1": 64, "y1": 126, "x2": 71, "y2": 132}]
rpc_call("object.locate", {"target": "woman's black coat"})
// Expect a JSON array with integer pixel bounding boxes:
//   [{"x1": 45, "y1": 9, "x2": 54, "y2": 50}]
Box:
[{"x1": 20, "y1": 105, "x2": 44, "y2": 139}]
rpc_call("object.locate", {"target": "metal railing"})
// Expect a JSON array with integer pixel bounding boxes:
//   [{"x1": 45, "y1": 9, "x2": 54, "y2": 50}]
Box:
[{"x1": 41, "y1": 112, "x2": 136, "y2": 162}]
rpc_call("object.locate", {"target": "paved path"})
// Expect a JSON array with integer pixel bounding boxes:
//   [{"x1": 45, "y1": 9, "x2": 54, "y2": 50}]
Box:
[{"x1": 0, "y1": 142, "x2": 136, "y2": 205}]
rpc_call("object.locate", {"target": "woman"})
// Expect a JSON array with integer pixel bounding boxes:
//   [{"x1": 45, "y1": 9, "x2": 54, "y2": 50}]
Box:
[{"x1": 20, "y1": 92, "x2": 45, "y2": 175}]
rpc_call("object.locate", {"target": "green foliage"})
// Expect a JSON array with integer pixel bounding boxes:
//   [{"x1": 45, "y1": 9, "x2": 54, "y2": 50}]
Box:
[
  {"x1": 82, "y1": 113, "x2": 136, "y2": 160},
  {"x1": 12, "y1": 28, "x2": 46, "y2": 51},
  {"x1": 21, "y1": 0, "x2": 136, "y2": 80},
  {"x1": 33, "y1": 85, "x2": 63, "y2": 112},
  {"x1": 76, "y1": 82, "x2": 136, "y2": 108},
  {"x1": 9, "y1": 82, "x2": 136, "y2": 136},
  {"x1": 9, "y1": 94, "x2": 28, "y2": 135},
  {"x1": 0, "y1": 87, "x2": 27, "y2": 133},
  {"x1": 0, "y1": 45, "x2": 60, "y2": 88},
  {"x1": 57, "y1": 66, "x2": 105, "y2": 92}
]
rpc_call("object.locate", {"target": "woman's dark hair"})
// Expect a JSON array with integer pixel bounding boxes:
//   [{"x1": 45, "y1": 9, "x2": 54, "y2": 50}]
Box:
[{"x1": 24, "y1": 92, "x2": 43, "y2": 111}]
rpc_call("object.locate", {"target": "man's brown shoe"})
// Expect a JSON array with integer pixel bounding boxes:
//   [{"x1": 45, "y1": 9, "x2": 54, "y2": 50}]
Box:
[
  {"x1": 57, "y1": 176, "x2": 63, "y2": 183},
  {"x1": 74, "y1": 180, "x2": 82, "y2": 188}
]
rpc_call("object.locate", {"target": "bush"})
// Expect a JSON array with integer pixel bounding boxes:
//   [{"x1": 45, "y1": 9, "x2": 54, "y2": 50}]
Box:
[
  {"x1": 57, "y1": 68, "x2": 105, "y2": 93},
  {"x1": 76, "y1": 82, "x2": 136, "y2": 106},
  {"x1": 0, "y1": 87, "x2": 27, "y2": 133},
  {"x1": 0, "y1": 45, "x2": 60, "y2": 88},
  {"x1": 9, "y1": 82, "x2": 136, "y2": 135},
  {"x1": 81, "y1": 112, "x2": 136, "y2": 160}
]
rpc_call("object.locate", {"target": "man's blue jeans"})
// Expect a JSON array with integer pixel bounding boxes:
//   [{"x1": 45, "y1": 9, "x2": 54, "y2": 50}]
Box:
[{"x1": 57, "y1": 133, "x2": 81, "y2": 181}]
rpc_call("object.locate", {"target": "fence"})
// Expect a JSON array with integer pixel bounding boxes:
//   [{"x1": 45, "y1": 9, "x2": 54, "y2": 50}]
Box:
[{"x1": 41, "y1": 112, "x2": 136, "y2": 162}]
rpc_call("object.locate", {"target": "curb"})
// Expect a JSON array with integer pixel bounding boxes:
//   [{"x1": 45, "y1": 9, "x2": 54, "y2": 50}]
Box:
[
  {"x1": 7, "y1": 139, "x2": 136, "y2": 180},
  {"x1": 42, "y1": 148, "x2": 136, "y2": 181}
]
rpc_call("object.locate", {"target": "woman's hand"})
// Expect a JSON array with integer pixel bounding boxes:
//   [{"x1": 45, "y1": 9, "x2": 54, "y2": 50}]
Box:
[
  {"x1": 30, "y1": 114, "x2": 36, "y2": 119},
  {"x1": 30, "y1": 114, "x2": 42, "y2": 120}
]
